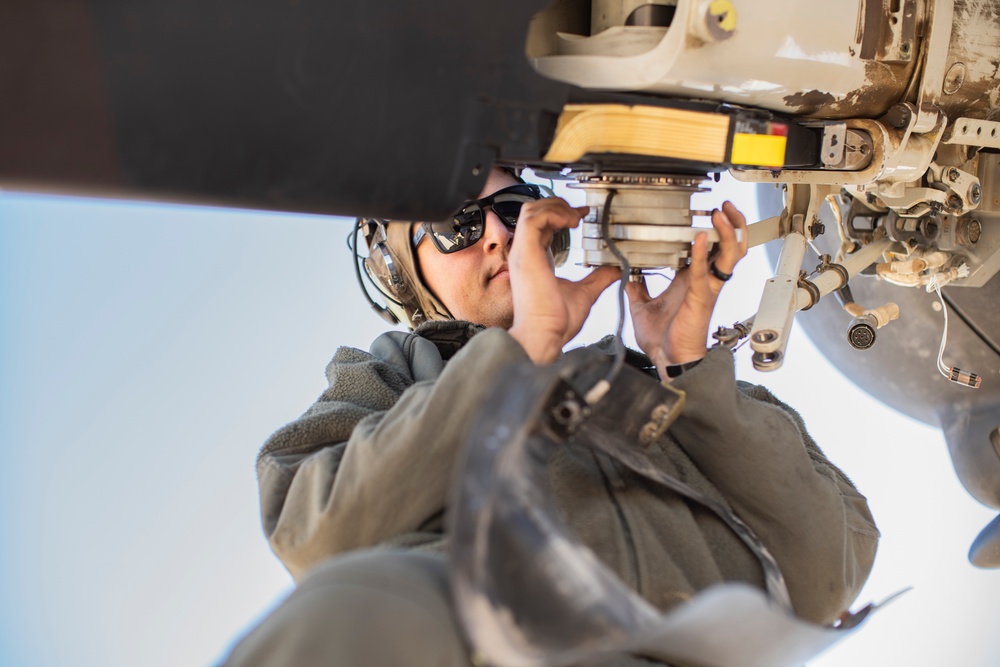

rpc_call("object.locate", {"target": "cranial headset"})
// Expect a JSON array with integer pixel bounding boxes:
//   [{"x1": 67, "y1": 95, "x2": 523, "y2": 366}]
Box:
[
  {"x1": 352, "y1": 217, "x2": 422, "y2": 326},
  {"x1": 352, "y1": 181, "x2": 572, "y2": 328}
]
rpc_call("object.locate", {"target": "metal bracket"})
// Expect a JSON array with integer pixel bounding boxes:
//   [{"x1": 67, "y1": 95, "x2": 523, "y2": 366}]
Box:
[
  {"x1": 820, "y1": 123, "x2": 848, "y2": 167},
  {"x1": 942, "y1": 117, "x2": 1000, "y2": 149}
]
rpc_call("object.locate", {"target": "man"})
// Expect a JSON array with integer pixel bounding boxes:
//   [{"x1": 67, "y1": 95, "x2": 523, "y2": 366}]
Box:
[{"x1": 223, "y1": 167, "x2": 878, "y2": 666}]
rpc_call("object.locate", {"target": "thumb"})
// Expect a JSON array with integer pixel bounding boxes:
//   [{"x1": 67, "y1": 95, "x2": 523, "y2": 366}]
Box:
[
  {"x1": 624, "y1": 275, "x2": 652, "y2": 305},
  {"x1": 577, "y1": 265, "x2": 621, "y2": 299}
]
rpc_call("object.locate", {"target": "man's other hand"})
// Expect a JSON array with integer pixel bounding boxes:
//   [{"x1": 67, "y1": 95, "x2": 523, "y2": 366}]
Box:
[{"x1": 626, "y1": 201, "x2": 748, "y2": 379}]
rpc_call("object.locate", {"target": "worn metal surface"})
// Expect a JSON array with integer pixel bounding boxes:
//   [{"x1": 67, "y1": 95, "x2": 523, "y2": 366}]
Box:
[
  {"x1": 935, "y1": 0, "x2": 1000, "y2": 122},
  {"x1": 532, "y1": 0, "x2": 919, "y2": 118},
  {"x1": 759, "y1": 185, "x2": 1000, "y2": 513}
]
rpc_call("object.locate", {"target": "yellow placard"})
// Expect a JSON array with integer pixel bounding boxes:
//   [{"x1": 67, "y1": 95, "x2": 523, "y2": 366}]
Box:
[{"x1": 731, "y1": 133, "x2": 787, "y2": 168}]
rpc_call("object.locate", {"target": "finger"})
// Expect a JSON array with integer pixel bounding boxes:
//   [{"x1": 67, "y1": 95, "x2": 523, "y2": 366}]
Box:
[
  {"x1": 525, "y1": 198, "x2": 585, "y2": 225},
  {"x1": 512, "y1": 201, "x2": 568, "y2": 253},
  {"x1": 710, "y1": 207, "x2": 740, "y2": 274},
  {"x1": 516, "y1": 201, "x2": 586, "y2": 254},
  {"x1": 690, "y1": 231, "x2": 711, "y2": 290},
  {"x1": 556, "y1": 267, "x2": 619, "y2": 326},
  {"x1": 721, "y1": 200, "x2": 748, "y2": 256},
  {"x1": 576, "y1": 265, "x2": 621, "y2": 299}
]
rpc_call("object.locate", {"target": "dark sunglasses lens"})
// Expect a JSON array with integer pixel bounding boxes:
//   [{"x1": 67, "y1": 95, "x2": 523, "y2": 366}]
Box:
[
  {"x1": 425, "y1": 210, "x2": 484, "y2": 253},
  {"x1": 490, "y1": 200, "x2": 526, "y2": 226},
  {"x1": 424, "y1": 185, "x2": 542, "y2": 253},
  {"x1": 491, "y1": 185, "x2": 542, "y2": 226}
]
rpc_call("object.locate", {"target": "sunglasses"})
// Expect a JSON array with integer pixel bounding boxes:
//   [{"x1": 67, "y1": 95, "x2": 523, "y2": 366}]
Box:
[{"x1": 413, "y1": 183, "x2": 544, "y2": 254}]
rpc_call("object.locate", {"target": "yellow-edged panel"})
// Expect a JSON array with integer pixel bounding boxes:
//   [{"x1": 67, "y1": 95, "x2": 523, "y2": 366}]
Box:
[{"x1": 544, "y1": 104, "x2": 731, "y2": 164}]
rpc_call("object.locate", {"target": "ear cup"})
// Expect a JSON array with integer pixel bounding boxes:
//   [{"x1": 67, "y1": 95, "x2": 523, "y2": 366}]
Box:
[
  {"x1": 361, "y1": 218, "x2": 409, "y2": 302},
  {"x1": 354, "y1": 217, "x2": 416, "y2": 326},
  {"x1": 364, "y1": 241, "x2": 407, "y2": 300}
]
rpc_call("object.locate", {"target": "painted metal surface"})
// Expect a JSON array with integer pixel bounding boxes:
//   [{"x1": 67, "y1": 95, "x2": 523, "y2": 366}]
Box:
[{"x1": 531, "y1": 0, "x2": 918, "y2": 117}]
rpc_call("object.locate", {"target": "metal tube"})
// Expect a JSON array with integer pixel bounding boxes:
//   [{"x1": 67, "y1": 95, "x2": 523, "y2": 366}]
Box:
[{"x1": 793, "y1": 238, "x2": 892, "y2": 310}]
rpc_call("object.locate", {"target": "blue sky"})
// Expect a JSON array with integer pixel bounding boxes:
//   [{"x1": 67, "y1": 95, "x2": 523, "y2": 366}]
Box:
[{"x1": 1, "y1": 176, "x2": 999, "y2": 666}]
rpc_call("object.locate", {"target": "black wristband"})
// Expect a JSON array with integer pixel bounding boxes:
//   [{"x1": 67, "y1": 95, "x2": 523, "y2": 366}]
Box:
[{"x1": 665, "y1": 358, "x2": 703, "y2": 378}]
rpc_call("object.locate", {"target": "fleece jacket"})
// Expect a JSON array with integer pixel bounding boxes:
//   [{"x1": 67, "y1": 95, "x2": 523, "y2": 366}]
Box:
[{"x1": 256, "y1": 320, "x2": 879, "y2": 625}]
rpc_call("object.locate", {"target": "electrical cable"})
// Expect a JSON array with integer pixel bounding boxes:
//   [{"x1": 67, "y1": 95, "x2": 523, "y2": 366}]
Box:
[
  {"x1": 929, "y1": 277, "x2": 981, "y2": 388},
  {"x1": 584, "y1": 189, "x2": 629, "y2": 405}
]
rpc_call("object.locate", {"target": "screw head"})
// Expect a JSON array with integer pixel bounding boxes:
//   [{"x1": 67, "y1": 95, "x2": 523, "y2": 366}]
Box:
[{"x1": 969, "y1": 183, "x2": 983, "y2": 205}]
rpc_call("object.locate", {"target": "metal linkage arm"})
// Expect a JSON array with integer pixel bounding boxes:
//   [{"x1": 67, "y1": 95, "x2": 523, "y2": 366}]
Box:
[
  {"x1": 748, "y1": 232, "x2": 808, "y2": 370},
  {"x1": 749, "y1": 237, "x2": 892, "y2": 370}
]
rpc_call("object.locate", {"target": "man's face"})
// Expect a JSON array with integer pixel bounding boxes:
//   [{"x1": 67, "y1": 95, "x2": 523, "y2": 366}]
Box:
[{"x1": 415, "y1": 168, "x2": 521, "y2": 329}]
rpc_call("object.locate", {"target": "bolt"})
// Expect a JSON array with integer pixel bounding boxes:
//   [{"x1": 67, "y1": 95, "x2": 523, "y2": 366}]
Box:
[
  {"x1": 900, "y1": 41, "x2": 911, "y2": 55},
  {"x1": 552, "y1": 399, "x2": 582, "y2": 426},
  {"x1": 947, "y1": 194, "x2": 963, "y2": 210},
  {"x1": 948, "y1": 167, "x2": 961, "y2": 182},
  {"x1": 752, "y1": 331, "x2": 778, "y2": 344},
  {"x1": 886, "y1": 104, "x2": 912, "y2": 129},
  {"x1": 810, "y1": 221, "x2": 826, "y2": 238},
  {"x1": 969, "y1": 183, "x2": 982, "y2": 205}
]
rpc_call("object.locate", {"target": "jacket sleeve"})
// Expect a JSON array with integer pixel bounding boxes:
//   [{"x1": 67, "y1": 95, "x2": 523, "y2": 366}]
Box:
[
  {"x1": 668, "y1": 346, "x2": 880, "y2": 625},
  {"x1": 256, "y1": 327, "x2": 530, "y2": 581}
]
